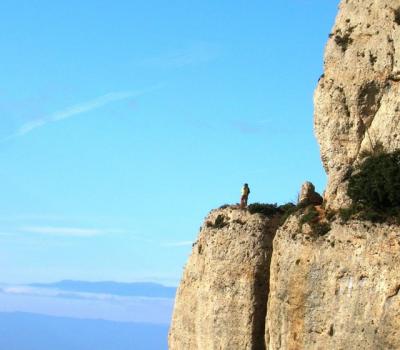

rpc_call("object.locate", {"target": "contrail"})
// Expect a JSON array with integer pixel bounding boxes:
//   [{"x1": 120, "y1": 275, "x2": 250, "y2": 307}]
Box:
[{"x1": 4, "y1": 84, "x2": 163, "y2": 141}]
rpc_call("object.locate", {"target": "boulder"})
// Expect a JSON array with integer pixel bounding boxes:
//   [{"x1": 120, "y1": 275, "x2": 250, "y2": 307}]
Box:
[{"x1": 298, "y1": 181, "x2": 323, "y2": 206}]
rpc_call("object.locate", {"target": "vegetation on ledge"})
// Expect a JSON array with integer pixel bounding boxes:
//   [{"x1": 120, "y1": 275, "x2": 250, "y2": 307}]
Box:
[
  {"x1": 247, "y1": 202, "x2": 295, "y2": 217},
  {"x1": 341, "y1": 150, "x2": 400, "y2": 223}
]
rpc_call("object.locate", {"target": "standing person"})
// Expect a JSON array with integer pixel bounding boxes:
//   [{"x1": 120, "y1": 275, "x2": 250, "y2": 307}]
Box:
[{"x1": 240, "y1": 183, "x2": 250, "y2": 209}]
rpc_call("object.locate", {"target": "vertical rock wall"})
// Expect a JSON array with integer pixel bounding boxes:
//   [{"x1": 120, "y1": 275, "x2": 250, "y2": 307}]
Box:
[
  {"x1": 315, "y1": 0, "x2": 400, "y2": 209},
  {"x1": 265, "y1": 2, "x2": 400, "y2": 348},
  {"x1": 265, "y1": 216, "x2": 400, "y2": 350},
  {"x1": 170, "y1": 1, "x2": 400, "y2": 349},
  {"x1": 169, "y1": 208, "x2": 279, "y2": 350}
]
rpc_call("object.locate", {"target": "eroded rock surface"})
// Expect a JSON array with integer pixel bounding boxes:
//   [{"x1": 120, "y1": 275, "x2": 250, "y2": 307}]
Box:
[
  {"x1": 266, "y1": 216, "x2": 400, "y2": 350},
  {"x1": 298, "y1": 181, "x2": 323, "y2": 206},
  {"x1": 169, "y1": 207, "x2": 280, "y2": 350},
  {"x1": 170, "y1": 1, "x2": 400, "y2": 349},
  {"x1": 315, "y1": 0, "x2": 400, "y2": 209}
]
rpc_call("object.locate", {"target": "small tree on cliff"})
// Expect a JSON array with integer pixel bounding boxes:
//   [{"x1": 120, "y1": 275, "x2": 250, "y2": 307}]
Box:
[{"x1": 348, "y1": 150, "x2": 400, "y2": 212}]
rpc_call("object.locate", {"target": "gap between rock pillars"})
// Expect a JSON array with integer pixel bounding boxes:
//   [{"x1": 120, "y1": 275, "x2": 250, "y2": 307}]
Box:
[{"x1": 253, "y1": 214, "x2": 282, "y2": 350}]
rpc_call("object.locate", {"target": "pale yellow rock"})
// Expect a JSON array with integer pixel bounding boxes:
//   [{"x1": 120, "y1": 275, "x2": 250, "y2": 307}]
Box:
[
  {"x1": 169, "y1": 207, "x2": 279, "y2": 350},
  {"x1": 265, "y1": 215, "x2": 400, "y2": 350},
  {"x1": 265, "y1": 1, "x2": 400, "y2": 347},
  {"x1": 314, "y1": 0, "x2": 400, "y2": 209},
  {"x1": 170, "y1": 1, "x2": 400, "y2": 349},
  {"x1": 298, "y1": 181, "x2": 323, "y2": 206}
]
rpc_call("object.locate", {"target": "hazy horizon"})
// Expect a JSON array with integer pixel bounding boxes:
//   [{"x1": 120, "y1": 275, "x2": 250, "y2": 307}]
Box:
[{"x1": 0, "y1": 312, "x2": 169, "y2": 350}]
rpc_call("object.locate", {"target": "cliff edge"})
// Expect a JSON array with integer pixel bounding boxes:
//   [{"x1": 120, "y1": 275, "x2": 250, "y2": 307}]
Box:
[
  {"x1": 169, "y1": 207, "x2": 280, "y2": 350},
  {"x1": 169, "y1": 1, "x2": 400, "y2": 349}
]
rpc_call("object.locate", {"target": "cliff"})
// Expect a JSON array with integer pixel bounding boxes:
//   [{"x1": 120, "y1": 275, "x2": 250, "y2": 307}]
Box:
[
  {"x1": 169, "y1": 208, "x2": 280, "y2": 350},
  {"x1": 266, "y1": 217, "x2": 400, "y2": 349},
  {"x1": 315, "y1": 0, "x2": 400, "y2": 209},
  {"x1": 169, "y1": 1, "x2": 400, "y2": 349}
]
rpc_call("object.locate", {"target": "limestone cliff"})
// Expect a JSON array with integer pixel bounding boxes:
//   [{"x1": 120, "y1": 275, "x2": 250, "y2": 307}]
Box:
[
  {"x1": 266, "y1": 216, "x2": 400, "y2": 350},
  {"x1": 315, "y1": 0, "x2": 400, "y2": 209},
  {"x1": 267, "y1": 1, "x2": 400, "y2": 346},
  {"x1": 169, "y1": 208, "x2": 279, "y2": 350},
  {"x1": 169, "y1": 1, "x2": 400, "y2": 349}
]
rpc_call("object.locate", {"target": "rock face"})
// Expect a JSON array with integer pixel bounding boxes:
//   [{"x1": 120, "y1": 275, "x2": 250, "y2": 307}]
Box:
[
  {"x1": 298, "y1": 181, "x2": 323, "y2": 206},
  {"x1": 267, "y1": 1, "x2": 400, "y2": 346},
  {"x1": 314, "y1": 0, "x2": 400, "y2": 209},
  {"x1": 169, "y1": 207, "x2": 280, "y2": 350},
  {"x1": 266, "y1": 216, "x2": 400, "y2": 350},
  {"x1": 169, "y1": 1, "x2": 400, "y2": 349}
]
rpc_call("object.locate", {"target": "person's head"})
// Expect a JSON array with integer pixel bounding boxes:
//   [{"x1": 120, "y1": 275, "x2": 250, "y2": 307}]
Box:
[{"x1": 244, "y1": 183, "x2": 248, "y2": 187}]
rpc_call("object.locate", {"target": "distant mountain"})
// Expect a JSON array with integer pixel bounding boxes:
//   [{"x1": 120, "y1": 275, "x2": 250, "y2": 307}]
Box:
[
  {"x1": 0, "y1": 281, "x2": 175, "y2": 323},
  {"x1": 29, "y1": 280, "x2": 177, "y2": 298},
  {"x1": 0, "y1": 312, "x2": 168, "y2": 350}
]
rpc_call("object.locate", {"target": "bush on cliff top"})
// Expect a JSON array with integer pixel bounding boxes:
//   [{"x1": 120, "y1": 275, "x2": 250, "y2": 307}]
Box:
[
  {"x1": 345, "y1": 150, "x2": 400, "y2": 222},
  {"x1": 299, "y1": 205, "x2": 331, "y2": 236},
  {"x1": 247, "y1": 202, "x2": 295, "y2": 217},
  {"x1": 348, "y1": 150, "x2": 400, "y2": 210}
]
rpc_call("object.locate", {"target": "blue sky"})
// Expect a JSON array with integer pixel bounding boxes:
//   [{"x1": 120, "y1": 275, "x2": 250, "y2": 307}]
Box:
[{"x1": 0, "y1": 0, "x2": 339, "y2": 285}]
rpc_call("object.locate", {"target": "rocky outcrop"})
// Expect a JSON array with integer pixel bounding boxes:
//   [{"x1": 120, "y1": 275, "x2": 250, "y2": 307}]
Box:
[
  {"x1": 298, "y1": 182, "x2": 323, "y2": 206},
  {"x1": 315, "y1": 0, "x2": 400, "y2": 209},
  {"x1": 265, "y1": 215, "x2": 400, "y2": 350},
  {"x1": 169, "y1": 207, "x2": 280, "y2": 350},
  {"x1": 267, "y1": 1, "x2": 400, "y2": 346},
  {"x1": 170, "y1": 1, "x2": 400, "y2": 349}
]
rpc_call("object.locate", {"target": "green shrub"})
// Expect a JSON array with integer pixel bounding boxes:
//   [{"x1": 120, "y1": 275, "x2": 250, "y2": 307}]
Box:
[
  {"x1": 279, "y1": 203, "x2": 297, "y2": 213},
  {"x1": 348, "y1": 150, "x2": 400, "y2": 211},
  {"x1": 299, "y1": 206, "x2": 319, "y2": 225},
  {"x1": 299, "y1": 206, "x2": 331, "y2": 236},
  {"x1": 248, "y1": 202, "x2": 296, "y2": 218},
  {"x1": 339, "y1": 207, "x2": 355, "y2": 222},
  {"x1": 358, "y1": 208, "x2": 386, "y2": 223},
  {"x1": 279, "y1": 204, "x2": 298, "y2": 225},
  {"x1": 344, "y1": 150, "x2": 400, "y2": 223},
  {"x1": 248, "y1": 203, "x2": 280, "y2": 216},
  {"x1": 339, "y1": 204, "x2": 400, "y2": 224}
]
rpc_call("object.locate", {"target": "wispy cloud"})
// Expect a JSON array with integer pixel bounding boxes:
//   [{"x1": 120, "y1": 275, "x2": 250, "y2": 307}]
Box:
[
  {"x1": 161, "y1": 240, "x2": 193, "y2": 247},
  {"x1": 19, "y1": 226, "x2": 115, "y2": 237},
  {"x1": 6, "y1": 85, "x2": 162, "y2": 140},
  {"x1": 1, "y1": 286, "x2": 172, "y2": 302},
  {"x1": 141, "y1": 43, "x2": 219, "y2": 69}
]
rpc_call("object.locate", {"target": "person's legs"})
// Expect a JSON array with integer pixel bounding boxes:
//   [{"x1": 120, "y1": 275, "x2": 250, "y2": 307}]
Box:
[
  {"x1": 240, "y1": 195, "x2": 245, "y2": 209},
  {"x1": 240, "y1": 195, "x2": 248, "y2": 209}
]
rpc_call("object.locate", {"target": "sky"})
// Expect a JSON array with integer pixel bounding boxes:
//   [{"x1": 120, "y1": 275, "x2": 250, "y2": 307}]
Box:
[{"x1": 0, "y1": 0, "x2": 340, "y2": 286}]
